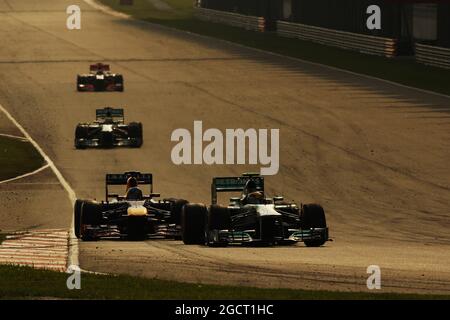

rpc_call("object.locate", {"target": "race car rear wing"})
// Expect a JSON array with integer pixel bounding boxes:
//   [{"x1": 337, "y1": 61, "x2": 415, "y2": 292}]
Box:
[
  {"x1": 105, "y1": 172, "x2": 153, "y2": 200},
  {"x1": 211, "y1": 173, "x2": 264, "y2": 204},
  {"x1": 90, "y1": 63, "x2": 110, "y2": 72},
  {"x1": 96, "y1": 108, "x2": 124, "y2": 123}
]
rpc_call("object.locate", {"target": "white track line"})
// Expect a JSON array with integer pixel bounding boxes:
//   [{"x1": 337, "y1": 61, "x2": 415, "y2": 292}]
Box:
[
  {"x1": 0, "y1": 133, "x2": 28, "y2": 141},
  {"x1": 84, "y1": 0, "x2": 450, "y2": 100},
  {"x1": 0, "y1": 103, "x2": 78, "y2": 269},
  {"x1": 83, "y1": 0, "x2": 130, "y2": 19},
  {"x1": 0, "y1": 163, "x2": 50, "y2": 185}
]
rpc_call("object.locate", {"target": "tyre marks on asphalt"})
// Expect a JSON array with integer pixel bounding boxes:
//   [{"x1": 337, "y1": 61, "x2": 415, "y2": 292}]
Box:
[
  {"x1": 141, "y1": 241, "x2": 450, "y2": 294},
  {"x1": 0, "y1": 229, "x2": 68, "y2": 271}
]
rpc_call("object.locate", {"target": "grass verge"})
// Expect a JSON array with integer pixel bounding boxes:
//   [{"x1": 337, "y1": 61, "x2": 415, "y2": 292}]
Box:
[
  {"x1": 0, "y1": 265, "x2": 449, "y2": 299},
  {"x1": 0, "y1": 136, "x2": 44, "y2": 181},
  {"x1": 98, "y1": 0, "x2": 450, "y2": 96}
]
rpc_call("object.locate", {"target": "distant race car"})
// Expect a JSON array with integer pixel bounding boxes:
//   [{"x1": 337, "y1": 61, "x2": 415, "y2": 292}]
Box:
[
  {"x1": 74, "y1": 172, "x2": 189, "y2": 240},
  {"x1": 74, "y1": 107, "x2": 143, "y2": 149},
  {"x1": 181, "y1": 173, "x2": 329, "y2": 247},
  {"x1": 77, "y1": 63, "x2": 124, "y2": 92}
]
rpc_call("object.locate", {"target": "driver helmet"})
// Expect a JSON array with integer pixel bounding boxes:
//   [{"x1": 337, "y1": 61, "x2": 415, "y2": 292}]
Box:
[
  {"x1": 126, "y1": 177, "x2": 143, "y2": 200},
  {"x1": 126, "y1": 176, "x2": 138, "y2": 191},
  {"x1": 244, "y1": 179, "x2": 258, "y2": 195}
]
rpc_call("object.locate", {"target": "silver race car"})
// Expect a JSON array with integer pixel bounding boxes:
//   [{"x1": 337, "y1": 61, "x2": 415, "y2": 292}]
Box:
[{"x1": 181, "y1": 173, "x2": 329, "y2": 247}]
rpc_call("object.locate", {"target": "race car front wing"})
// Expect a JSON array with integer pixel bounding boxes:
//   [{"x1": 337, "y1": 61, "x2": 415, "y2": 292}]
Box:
[
  {"x1": 206, "y1": 227, "x2": 329, "y2": 246},
  {"x1": 75, "y1": 137, "x2": 139, "y2": 148}
]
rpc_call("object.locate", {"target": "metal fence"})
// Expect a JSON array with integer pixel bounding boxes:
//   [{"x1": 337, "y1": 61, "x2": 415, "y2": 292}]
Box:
[
  {"x1": 193, "y1": 7, "x2": 265, "y2": 32},
  {"x1": 415, "y1": 43, "x2": 450, "y2": 69},
  {"x1": 277, "y1": 20, "x2": 398, "y2": 58}
]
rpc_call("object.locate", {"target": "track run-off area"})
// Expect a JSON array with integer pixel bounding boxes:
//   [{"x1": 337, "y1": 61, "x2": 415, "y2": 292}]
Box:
[{"x1": 0, "y1": 0, "x2": 449, "y2": 294}]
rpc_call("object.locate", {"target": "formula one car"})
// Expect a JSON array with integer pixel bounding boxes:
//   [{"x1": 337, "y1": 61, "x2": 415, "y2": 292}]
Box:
[
  {"x1": 74, "y1": 172, "x2": 189, "y2": 240},
  {"x1": 75, "y1": 107, "x2": 143, "y2": 149},
  {"x1": 181, "y1": 173, "x2": 329, "y2": 247},
  {"x1": 77, "y1": 63, "x2": 124, "y2": 92}
]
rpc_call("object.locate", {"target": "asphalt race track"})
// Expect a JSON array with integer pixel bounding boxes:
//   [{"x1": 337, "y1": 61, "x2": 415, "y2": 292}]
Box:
[{"x1": 0, "y1": 0, "x2": 449, "y2": 294}]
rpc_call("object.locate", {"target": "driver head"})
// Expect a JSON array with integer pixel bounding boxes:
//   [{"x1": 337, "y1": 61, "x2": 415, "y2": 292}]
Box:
[
  {"x1": 126, "y1": 176, "x2": 138, "y2": 190},
  {"x1": 244, "y1": 179, "x2": 257, "y2": 195}
]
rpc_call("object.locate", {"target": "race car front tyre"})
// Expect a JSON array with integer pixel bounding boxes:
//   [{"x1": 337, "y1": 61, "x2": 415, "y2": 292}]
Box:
[
  {"x1": 74, "y1": 199, "x2": 84, "y2": 239},
  {"x1": 206, "y1": 205, "x2": 230, "y2": 246},
  {"x1": 128, "y1": 122, "x2": 143, "y2": 147},
  {"x1": 181, "y1": 204, "x2": 206, "y2": 245},
  {"x1": 300, "y1": 204, "x2": 327, "y2": 247},
  {"x1": 79, "y1": 201, "x2": 102, "y2": 241},
  {"x1": 75, "y1": 125, "x2": 88, "y2": 139},
  {"x1": 75, "y1": 126, "x2": 88, "y2": 149},
  {"x1": 75, "y1": 124, "x2": 89, "y2": 149},
  {"x1": 115, "y1": 75, "x2": 124, "y2": 92},
  {"x1": 76, "y1": 76, "x2": 81, "y2": 91},
  {"x1": 169, "y1": 198, "x2": 189, "y2": 225}
]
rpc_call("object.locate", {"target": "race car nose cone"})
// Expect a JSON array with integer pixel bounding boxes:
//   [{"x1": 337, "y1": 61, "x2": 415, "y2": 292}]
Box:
[
  {"x1": 101, "y1": 125, "x2": 113, "y2": 132},
  {"x1": 127, "y1": 207, "x2": 148, "y2": 216}
]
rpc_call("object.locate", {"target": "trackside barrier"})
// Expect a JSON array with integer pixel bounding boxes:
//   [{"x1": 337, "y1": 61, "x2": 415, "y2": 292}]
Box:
[
  {"x1": 415, "y1": 43, "x2": 450, "y2": 70},
  {"x1": 276, "y1": 20, "x2": 398, "y2": 58},
  {"x1": 193, "y1": 7, "x2": 265, "y2": 32}
]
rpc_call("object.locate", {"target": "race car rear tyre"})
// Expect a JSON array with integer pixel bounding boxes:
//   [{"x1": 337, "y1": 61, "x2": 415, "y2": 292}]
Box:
[
  {"x1": 74, "y1": 199, "x2": 84, "y2": 239},
  {"x1": 300, "y1": 204, "x2": 327, "y2": 247},
  {"x1": 181, "y1": 204, "x2": 206, "y2": 245},
  {"x1": 208, "y1": 205, "x2": 231, "y2": 230},
  {"x1": 206, "y1": 205, "x2": 230, "y2": 247},
  {"x1": 80, "y1": 201, "x2": 102, "y2": 241},
  {"x1": 76, "y1": 75, "x2": 82, "y2": 91}
]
